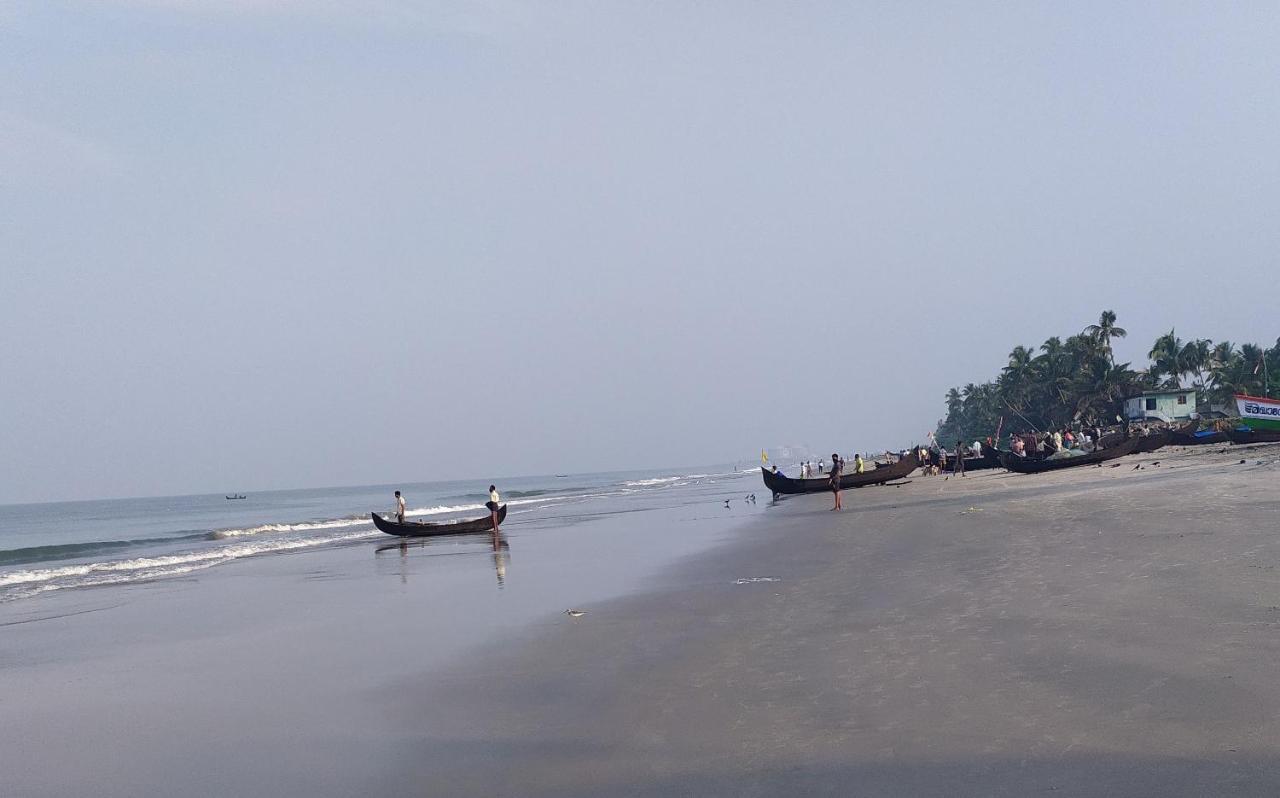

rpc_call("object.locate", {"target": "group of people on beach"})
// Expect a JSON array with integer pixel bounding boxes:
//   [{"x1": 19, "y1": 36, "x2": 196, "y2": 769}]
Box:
[{"x1": 1007, "y1": 424, "x2": 1107, "y2": 458}]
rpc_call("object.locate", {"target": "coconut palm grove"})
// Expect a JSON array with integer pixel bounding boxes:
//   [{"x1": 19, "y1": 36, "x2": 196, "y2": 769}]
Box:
[{"x1": 936, "y1": 311, "x2": 1280, "y2": 444}]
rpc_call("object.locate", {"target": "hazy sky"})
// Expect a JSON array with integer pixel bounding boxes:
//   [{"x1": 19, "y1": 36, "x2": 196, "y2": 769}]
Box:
[{"x1": 3, "y1": 2, "x2": 1278, "y2": 503}]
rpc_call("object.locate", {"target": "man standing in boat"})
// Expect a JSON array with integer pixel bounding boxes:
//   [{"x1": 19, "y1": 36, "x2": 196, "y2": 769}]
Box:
[
  {"x1": 394, "y1": 490, "x2": 406, "y2": 523},
  {"x1": 486, "y1": 485, "x2": 502, "y2": 533}
]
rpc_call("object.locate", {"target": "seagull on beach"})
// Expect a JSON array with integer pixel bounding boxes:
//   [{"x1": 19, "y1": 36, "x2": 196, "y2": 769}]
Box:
[{"x1": 565, "y1": 610, "x2": 586, "y2": 618}]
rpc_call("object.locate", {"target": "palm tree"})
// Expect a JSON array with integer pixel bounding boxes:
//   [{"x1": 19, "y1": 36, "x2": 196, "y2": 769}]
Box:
[
  {"x1": 1179, "y1": 339, "x2": 1212, "y2": 391},
  {"x1": 1072, "y1": 357, "x2": 1139, "y2": 421},
  {"x1": 1148, "y1": 329, "x2": 1184, "y2": 389},
  {"x1": 945, "y1": 387, "x2": 963, "y2": 418},
  {"x1": 1084, "y1": 310, "x2": 1128, "y2": 363}
]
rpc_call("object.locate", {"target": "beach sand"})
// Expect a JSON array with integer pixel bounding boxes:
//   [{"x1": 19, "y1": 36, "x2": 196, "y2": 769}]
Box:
[
  {"x1": 4, "y1": 444, "x2": 1280, "y2": 796},
  {"x1": 391, "y1": 443, "x2": 1280, "y2": 796}
]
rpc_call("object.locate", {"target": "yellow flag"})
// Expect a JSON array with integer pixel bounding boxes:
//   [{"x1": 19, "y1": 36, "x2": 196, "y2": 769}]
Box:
[{"x1": 761, "y1": 449, "x2": 768, "y2": 463}]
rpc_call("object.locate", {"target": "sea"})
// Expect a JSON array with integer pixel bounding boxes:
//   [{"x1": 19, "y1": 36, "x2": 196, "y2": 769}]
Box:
[{"x1": 0, "y1": 464, "x2": 767, "y2": 604}]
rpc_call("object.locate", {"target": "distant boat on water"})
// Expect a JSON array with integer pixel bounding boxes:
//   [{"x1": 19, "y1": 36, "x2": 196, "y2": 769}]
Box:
[{"x1": 225, "y1": 494, "x2": 247, "y2": 500}]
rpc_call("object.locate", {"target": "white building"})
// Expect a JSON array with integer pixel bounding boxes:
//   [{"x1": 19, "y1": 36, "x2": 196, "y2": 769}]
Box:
[{"x1": 1123, "y1": 389, "x2": 1196, "y2": 422}]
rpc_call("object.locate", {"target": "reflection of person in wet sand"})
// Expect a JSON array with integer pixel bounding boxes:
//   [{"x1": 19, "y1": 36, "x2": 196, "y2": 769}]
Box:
[{"x1": 491, "y1": 530, "x2": 509, "y2": 588}]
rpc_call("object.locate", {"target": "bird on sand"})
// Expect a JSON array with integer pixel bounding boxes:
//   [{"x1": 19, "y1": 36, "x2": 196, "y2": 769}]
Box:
[{"x1": 565, "y1": 610, "x2": 586, "y2": 618}]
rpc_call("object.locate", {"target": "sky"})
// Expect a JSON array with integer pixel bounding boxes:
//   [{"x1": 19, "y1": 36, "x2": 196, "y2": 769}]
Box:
[{"x1": 2, "y1": 1, "x2": 1278, "y2": 503}]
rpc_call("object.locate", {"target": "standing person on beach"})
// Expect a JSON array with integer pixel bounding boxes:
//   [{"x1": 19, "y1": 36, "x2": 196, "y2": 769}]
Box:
[
  {"x1": 854, "y1": 453, "x2": 865, "y2": 474},
  {"x1": 829, "y1": 453, "x2": 843, "y2": 510},
  {"x1": 954, "y1": 440, "x2": 966, "y2": 476},
  {"x1": 486, "y1": 485, "x2": 502, "y2": 533},
  {"x1": 394, "y1": 490, "x2": 406, "y2": 523}
]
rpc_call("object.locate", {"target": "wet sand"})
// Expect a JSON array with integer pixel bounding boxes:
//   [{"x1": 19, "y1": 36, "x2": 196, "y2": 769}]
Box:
[
  {"x1": 395, "y1": 443, "x2": 1280, "y2": 796},
  {"x1": 0, "y1": 496, "x2": 763, "y2": 798}
]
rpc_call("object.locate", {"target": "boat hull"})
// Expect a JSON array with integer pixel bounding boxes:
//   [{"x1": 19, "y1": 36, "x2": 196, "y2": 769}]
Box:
[
  {"x1": 1236, "y1": 394, "x2": 1280, "y2": 432},
  {"x1": 1168, "y1": 421, "x2": 1230, "y2": 446},
  {"x1": 761, "y1": 454, "x2": 919, "y2": 495},
  {"x1": 371, "y1": 505, "x2": 507, "y2": 537},
  {"x1": 1133, "y1": 431, "x2": 1170, "y2": 454},
  {"x1": 1000, "y1": 436, "x2": 1142, "y2": 473},
  {"x1": 1227, "y1": 428, "x2": 1280, "y2": 444}
]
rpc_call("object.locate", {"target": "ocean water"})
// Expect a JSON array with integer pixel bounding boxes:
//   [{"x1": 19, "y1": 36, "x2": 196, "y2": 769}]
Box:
[{"x1": 0, "y1": 464, "x2": 765, "y2": 603}]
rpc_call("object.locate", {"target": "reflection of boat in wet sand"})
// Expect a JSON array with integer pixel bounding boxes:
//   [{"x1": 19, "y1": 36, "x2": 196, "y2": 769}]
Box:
[{"x1": 371, "y1": 505, "x2": 507, "y2": 537}]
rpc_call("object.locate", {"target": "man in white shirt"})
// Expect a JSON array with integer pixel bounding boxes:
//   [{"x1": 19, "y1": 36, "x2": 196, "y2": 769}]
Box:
[{"x1": 394, "y1": 490, "x2": 406, "y2": 523}]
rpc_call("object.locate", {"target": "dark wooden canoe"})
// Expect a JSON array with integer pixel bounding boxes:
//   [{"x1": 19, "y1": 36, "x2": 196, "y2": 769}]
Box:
[
  {"x1": 1133, "y1": 430, "x2": 1171, "y2": 454},
  {"x1": 761, "y1": 453, "x2": 919, "y2": 495},
  {"x1": 1169, "y1": 421, "x2": 1229, "y2": 445},
  {"x1": 1226, "y1": 428, "x2": 1280, "y2": 444},
  {"x1": 1000, "y1": 435, "x2": 1142, "y2": 474},
  {"x1": 951, "y1": 447, "x2": 1002, "y2": 473},
  {"x1": 1097, "y1": 431, "x2": 1127, "y2": 449},
  {"x1": 371, "y1": 505, "x2": 506, "y2": 537}
]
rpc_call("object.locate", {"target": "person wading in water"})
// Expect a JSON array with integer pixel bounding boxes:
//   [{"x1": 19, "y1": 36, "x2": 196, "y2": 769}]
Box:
[
  {"x1": 394, "y1": 490, "x2": 406, "y2": 523},
  {"x1": 486, "y1": 484, "x2": 502, "y2": 533}
]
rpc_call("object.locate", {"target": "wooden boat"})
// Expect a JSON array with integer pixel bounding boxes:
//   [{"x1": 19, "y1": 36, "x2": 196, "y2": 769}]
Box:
[
  {"x1": 1133, "y1": 430, "x2": 1170, "y2": 454},
  {"x1": 225, "y1": 494, "x2": 246, "y2": 500},
  {"x1": 1226, "y1": 428, "x2": 1280, "y2": 444},
  {"x1": 1097, "y1": 431, "x2": 1126, "y2": 449},
  {"x1": 951, "y1": 446, "x2": 1002, "y2": 472},
  {"x1": 1000, "y1": 435, "x2": 1142, "y2": 474},
  {"x1": 1230, "y1": 395, "x2": 1280, "y2": 443},
  {"x1": 1168, "y1": 420, "x2": 1228, "y2": 446},
  {"x1": 371, "y1": 505, "x2": 507, "y2": 537},
  {"x1": 761, "y1": 453, "x2": 919, "y2": 495}
]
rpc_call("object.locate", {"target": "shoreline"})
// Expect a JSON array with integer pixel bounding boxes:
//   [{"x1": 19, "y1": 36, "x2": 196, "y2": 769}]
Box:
[
  {"x1": 0, "y1": 476, "x2": 771, "y2": 798},
  {"x1": 388, "y1": 443, "x2": 1280, "y2": 796},
  {"x1": 4, "y1": 445, "x2": 1280, "y2": 795}
]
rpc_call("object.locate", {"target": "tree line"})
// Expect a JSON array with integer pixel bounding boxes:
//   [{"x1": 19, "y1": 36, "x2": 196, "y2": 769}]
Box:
[{"x1": 936, "y1": 311, "x2": 1280, "y2": 444}]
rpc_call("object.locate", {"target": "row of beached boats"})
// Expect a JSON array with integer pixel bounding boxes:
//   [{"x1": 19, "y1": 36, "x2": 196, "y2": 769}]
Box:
[{"x1": 761, "y1": 393, "x2": 1280, "y2": 495}]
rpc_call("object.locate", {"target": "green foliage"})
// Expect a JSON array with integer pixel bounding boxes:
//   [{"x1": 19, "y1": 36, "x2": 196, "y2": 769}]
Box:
[{"x1": 936, "y1": 311, "x2": 1277, "y2": 443}]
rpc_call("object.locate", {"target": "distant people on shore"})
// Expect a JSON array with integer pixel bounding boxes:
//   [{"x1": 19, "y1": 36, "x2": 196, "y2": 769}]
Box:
[
  {"x1": 394, "y1": 490, "x2": 406, "y2": 523},
  {"x1": 954, "y1": 439, "x2": 966, "y2": 476}
]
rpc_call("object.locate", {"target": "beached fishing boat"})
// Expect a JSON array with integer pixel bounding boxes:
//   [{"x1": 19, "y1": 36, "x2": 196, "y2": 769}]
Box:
[
  {"x1": 1134, "y1": 430, "x2": 1170, "y2": 454},
  {"x1": 1000, "y1": 435, "x2": 1142, "y2": 474},
  {"x1": 1228, "y1": 395, "x2": 1280, "y2": 443},
  {"x1": 1168, "y1": 421, "x2": 1229, "y2": 446},
  {"x1": 761, "y1": 453, "x2": 919, "y2": 495},
  {"x1": 371, "y1": 505, "x2": 506, "y2": 537},
  {"x1": 952, "y1": 446, "x2": 1002, "y2": 473}
]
